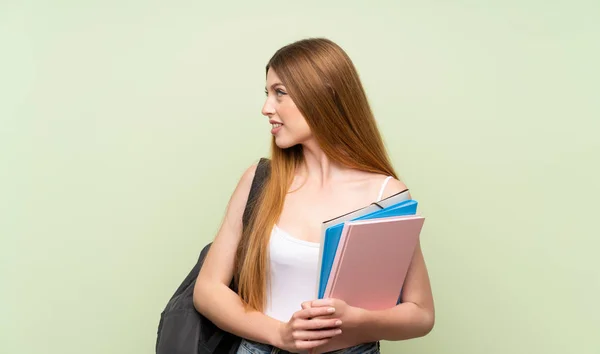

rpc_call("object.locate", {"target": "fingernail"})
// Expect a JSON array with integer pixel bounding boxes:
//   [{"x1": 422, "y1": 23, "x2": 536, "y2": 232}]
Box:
[
  {"x1": 335, "y1": 320, "x2": 342, "y2": 325},
  {"x1": 337, "y1": 329, "x2": 342, "y2": 334},
  {"x1": 328, "y1": 307, "x2": 335, "y2": 313}
]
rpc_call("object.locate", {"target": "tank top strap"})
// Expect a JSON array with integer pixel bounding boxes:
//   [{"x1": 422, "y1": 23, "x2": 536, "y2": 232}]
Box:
[{"x1": 376, "y1": 176, "x2": 393, "y2": 202}]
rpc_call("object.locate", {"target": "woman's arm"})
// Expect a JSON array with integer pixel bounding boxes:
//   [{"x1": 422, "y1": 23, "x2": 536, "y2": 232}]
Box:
[{"x1": 193, "y1": 163, "x2": 282, "y2": 346}]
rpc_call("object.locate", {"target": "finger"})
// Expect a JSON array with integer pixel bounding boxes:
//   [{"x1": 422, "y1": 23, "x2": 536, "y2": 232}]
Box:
[
  {"x1": 308, "y1": 313, "x2": 336, "y2": 321},
  {"x1": 301, "y1": 301, "x2": 312, "y2": 310},
  {"x1": 295, "y1": 338, "x2": 330, "y2": 350},
  {"x1": 293, "y1": 318, "x2": 342, "y2": 331},
  {"x1": 294, "y1": 306, "x2": 335, "y2": 320},
  {"x1": 310, "y1": 298, "x2": 335, "y2": 307},
  {"x1": 293, "y1": 328, "x2": 343, "y2": 341},
  {"x1": 304, "y1": 306, "x2": 336, "y2": 319}
]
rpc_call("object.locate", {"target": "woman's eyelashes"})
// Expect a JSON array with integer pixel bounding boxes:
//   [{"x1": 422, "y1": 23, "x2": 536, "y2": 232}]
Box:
[{"x1": 265, "y1": 88, "x2": 288, "y2": 97}]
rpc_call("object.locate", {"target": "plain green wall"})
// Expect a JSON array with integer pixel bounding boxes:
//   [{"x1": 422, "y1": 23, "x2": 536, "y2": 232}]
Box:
[{"x1": 1, "y1": 1, "x2": 598, "y2": 353}]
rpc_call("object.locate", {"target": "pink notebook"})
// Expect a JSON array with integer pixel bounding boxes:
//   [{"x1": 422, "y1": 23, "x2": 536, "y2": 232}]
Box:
[{"x1": 323, "y1": 215, "x2": 425, "y2": 310}]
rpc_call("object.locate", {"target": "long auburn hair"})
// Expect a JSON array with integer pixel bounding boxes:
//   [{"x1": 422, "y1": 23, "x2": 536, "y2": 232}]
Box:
[{"x1": 234, "y1": 38, "x2": 399, "y2": 312}]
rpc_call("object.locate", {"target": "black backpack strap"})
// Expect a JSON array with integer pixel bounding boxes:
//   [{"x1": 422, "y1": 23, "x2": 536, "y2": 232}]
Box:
[{"x1": 242, "y1": 158, "x2": 271, "y2": 231}]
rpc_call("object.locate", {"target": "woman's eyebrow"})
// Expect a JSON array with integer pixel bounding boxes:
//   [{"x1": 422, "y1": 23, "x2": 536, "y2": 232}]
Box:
[{"x1": 265, "y1": 83, "x2": 284, "y2": 91}]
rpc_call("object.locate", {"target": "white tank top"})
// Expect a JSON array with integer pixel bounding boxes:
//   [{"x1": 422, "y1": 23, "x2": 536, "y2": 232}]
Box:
[{"x1": 263, "y1": 176, "x2": 393, "y2": 322}]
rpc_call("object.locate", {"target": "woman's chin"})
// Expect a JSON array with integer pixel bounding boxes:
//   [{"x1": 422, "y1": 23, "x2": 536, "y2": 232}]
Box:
[{"x1": 274, "y1": 136, "x2": 295, "y2": 149}]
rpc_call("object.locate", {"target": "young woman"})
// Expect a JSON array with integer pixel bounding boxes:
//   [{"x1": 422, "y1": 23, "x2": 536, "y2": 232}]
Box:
[{"x1": 193, "y1": 38, "x2": 434, "y2": 354}]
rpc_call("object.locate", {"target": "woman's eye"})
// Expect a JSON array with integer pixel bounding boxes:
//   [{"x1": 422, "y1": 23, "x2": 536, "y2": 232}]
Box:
[{"x1": 264, "y1": 88, "x2": 287, "y2": 97}]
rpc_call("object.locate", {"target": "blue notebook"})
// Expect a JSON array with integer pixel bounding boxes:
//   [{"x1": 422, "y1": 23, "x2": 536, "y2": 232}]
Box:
[{"x1": 317, "y1": 199, "x2": 418, "y2": 299}]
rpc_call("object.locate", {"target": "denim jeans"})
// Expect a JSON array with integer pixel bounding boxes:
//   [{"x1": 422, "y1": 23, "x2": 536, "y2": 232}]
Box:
[{"x1": 236, "y1": 339, "x2": 380, "y2": 354}]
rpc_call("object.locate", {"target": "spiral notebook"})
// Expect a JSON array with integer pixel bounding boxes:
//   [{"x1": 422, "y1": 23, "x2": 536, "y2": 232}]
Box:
[{"x1": 323, "y1": 215, "x2": 425, "y2": 310}]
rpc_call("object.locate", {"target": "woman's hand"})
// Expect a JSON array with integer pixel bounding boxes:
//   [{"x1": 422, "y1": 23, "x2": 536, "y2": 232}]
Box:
[
  {"x1": 301, "y1": 299, "x2": 368, "y2": 354},
  {"x1": 276, "y1": 305, "x2": 344, "y2": 352},
  {"x1": 302, "y1": 298, "x2": 364, "y2": 330}
]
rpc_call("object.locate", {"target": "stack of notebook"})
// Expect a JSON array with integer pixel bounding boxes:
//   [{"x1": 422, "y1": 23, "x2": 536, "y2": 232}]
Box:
[{"x1": 316, "y1": 189, "x2": 425, "y2": 311}]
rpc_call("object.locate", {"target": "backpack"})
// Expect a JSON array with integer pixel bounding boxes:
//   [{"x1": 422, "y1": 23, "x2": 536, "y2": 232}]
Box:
[{"x1": 155, "y1": 158, "x2": 271, "y2": 354}]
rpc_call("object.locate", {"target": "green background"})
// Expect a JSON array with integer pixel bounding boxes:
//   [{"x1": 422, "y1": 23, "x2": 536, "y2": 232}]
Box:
[{"x1": 2, "y1": 1, "x2": 598, "y2": 353}]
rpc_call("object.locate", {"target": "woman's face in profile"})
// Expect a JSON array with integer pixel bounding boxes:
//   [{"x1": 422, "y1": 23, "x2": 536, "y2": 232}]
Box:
[{"x1": 262, "y1": 68, "x2": 312, "y2": 149}]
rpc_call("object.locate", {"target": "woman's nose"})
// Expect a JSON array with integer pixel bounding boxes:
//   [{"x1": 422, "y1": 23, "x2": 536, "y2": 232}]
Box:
[{"x1": 261, "y1": 99, "x2": 275, "y2": 117}]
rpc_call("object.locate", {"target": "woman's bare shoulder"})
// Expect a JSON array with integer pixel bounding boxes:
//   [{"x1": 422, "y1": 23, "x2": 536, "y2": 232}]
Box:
[{"x1": 376, "y1": 174, "x2": 411, "y2": 200}]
